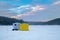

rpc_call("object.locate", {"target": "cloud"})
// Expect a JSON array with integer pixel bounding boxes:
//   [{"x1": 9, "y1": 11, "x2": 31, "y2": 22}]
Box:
[
  {"x1": 21, "y1": 2, "x2": 60, "y2": 21},
  {"x1": 0, "y1": 2, "x2": 15, "y2": 9},
  {"x1": 52, "y1": 1, "x2": 60, "y2": 5},
  {"x1": 31, "y1": 5, "x2": 46, "y2": 12},
  {"x1": 0, "y1": 2, "x2": 16, "y2": 17},
  {"x1": 9, "y1": 5, "x2": 46, "y2": 18}
]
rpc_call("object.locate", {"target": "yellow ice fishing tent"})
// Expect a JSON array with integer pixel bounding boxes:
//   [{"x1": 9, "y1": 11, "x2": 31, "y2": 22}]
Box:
[{"x1": 19, "y1": 23, "x2": 29, "y2": 31}]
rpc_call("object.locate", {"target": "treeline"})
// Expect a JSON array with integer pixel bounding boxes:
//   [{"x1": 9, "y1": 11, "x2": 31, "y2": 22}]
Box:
[
  {"x1": 0, "y1": 16, "x2": 24, "y2": 25},
  {"x1": 0, "y1": 16, "x2": 60, "y2": 25}
]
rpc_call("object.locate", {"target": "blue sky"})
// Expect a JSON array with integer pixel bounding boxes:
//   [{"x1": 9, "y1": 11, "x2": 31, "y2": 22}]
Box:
[
  {"x1": 0, "y1": 0, "x2": 32, "y2": 6},
  {"x1": 0, "y1": 0, "x2": 60, "y2": 21},
  {"x1": 0, "y1": 0, "x2": 57, "y2": 6}
]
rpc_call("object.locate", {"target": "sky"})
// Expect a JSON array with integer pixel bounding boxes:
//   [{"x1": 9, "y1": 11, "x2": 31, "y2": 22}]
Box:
[{"x1": 0, "y1": 0, "x2": 60, "y2": 21}]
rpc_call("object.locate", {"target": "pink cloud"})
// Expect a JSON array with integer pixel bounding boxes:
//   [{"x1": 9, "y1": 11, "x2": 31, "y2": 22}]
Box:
[
  {"x1": 32, "y1": 5, "x2": 46, "y2": 12},
  {"x1": 10, "y1": 5, "x2": 46, "y2": 18},
  {"x1": 53, "y1": 1, "x2": 60, "y2": 5}
]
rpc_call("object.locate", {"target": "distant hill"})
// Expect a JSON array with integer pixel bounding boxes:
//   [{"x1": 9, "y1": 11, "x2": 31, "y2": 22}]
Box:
[
  {"x1": 45, "y1": 18, "x2": 60, "y2": 25},
  {"x1": 27, "y1": 18, "x2": 60, "y2": 25},
  {"x1": 0, "y1": 16, "x2": 60, "y2": 25},
  {"x1": 0, "y1": 16, "x2": 24, "y2": 25}
]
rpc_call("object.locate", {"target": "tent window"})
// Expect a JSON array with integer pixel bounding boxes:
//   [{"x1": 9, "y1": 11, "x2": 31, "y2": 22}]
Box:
[{"x1": 14, "y1": 24, "x2": 16, "y2": 26}]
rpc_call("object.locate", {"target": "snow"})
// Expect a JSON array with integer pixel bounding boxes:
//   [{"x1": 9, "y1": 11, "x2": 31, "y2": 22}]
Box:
[{"x1": 0, "y1": 25, "x2": 60, "y2": 40}]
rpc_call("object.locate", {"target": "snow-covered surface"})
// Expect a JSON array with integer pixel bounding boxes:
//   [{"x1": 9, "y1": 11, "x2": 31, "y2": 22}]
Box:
[{"x1": 0, "y1": 25, "x2": 60, "y2": 40}]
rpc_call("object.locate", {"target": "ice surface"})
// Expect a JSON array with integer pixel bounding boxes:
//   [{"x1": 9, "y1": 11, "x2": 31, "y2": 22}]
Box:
[{"x1": 0, "y1": 25, "x2": 60, "y2": 40}]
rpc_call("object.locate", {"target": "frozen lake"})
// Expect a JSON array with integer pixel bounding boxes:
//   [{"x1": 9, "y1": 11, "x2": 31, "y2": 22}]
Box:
[{"x1": 0, "y1": 25, "x2": 60, "y2": 40}]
